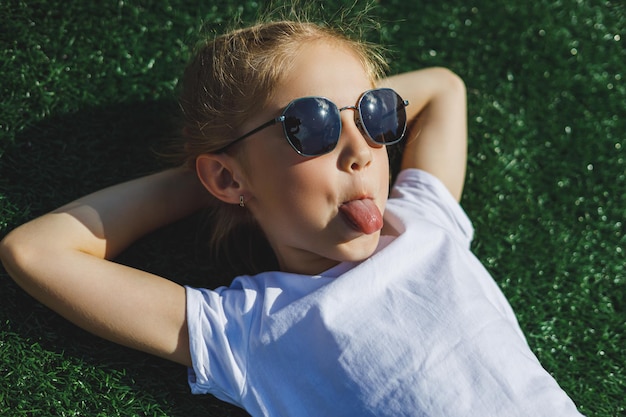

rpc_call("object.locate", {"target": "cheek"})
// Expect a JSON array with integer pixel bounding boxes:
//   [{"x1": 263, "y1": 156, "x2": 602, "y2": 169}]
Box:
[
  {"x1": 373, "y1": 148, "x2": 391, "y2": 185},
  {"x1": 378, "y1": 147, "x2": 390, "y2": 172},
  {"x1": 272, "y1": 163, "x2": 334, "y2": 208},
  {"x1": 244, "y1": 150, "x2": 323, "y2": 206},
  {"x1": 255, "y1": 163, "x2": 337, "y2": 232}
]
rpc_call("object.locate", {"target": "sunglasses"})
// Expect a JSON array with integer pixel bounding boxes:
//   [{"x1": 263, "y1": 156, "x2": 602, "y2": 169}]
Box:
[{"x1": 218, "y1": 88, "x2": 409, "y2": 157}]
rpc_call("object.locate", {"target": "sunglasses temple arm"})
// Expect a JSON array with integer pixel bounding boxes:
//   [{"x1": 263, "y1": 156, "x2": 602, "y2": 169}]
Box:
[
  {"x1": 238, "y1": 116, "x2": 284, "y2": 141},
  {"x1": 217, "y1": 116, "x2": 285, "y2": 152}
]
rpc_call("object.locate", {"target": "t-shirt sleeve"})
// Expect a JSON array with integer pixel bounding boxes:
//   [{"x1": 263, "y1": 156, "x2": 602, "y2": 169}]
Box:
[
  {"x1": 389, "y1": 169, "x2": 474, "y2": 247},
  {"x1": 185, "y1": 284, "x2": 252, "y2": 407}
]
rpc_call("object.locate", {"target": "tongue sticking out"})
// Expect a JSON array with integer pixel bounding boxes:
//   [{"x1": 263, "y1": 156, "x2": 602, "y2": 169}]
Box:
[{"x1": 339, "y1": 199, "x2": 383, "y2": 235}]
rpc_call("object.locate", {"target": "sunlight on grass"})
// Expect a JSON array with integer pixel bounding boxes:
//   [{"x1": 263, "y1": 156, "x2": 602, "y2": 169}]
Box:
[{"x1": 1, "y1": 1, "x2": 624, "y2": 416}]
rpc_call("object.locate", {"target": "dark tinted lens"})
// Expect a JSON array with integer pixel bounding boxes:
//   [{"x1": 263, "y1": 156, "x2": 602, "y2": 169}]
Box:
[
  {"x1": 359, "y1": 89, "x2": 407, "y2": 144},
  {"x1": 282, "y1": 97, "x2": 341, "y2": 156}
]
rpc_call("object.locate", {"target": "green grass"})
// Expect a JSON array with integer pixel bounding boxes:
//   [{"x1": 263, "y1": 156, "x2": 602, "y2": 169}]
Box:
[{"x1": 1, "y1": 0, "x2": 624, "y2": 415}]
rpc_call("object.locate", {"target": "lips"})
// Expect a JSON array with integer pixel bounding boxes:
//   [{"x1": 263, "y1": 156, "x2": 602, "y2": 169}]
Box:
[{"x1": 339, "y1": 198, "x2": 383, "y2": 234}]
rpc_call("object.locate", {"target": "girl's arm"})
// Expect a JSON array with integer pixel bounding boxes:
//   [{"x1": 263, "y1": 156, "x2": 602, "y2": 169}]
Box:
[
  {"x1": 0, "y1": 168, "x2": 209, "y2": 367},
  {"x1": 379, "y1": 68, "x2": 468, "y2": 201}
]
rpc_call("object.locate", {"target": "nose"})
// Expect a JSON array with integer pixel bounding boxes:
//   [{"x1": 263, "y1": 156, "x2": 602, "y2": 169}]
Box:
[{"x1": 337, "y1": 107, "x2": 375, "y2": 172}]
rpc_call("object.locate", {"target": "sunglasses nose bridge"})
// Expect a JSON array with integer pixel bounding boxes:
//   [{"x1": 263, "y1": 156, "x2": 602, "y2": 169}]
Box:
[
  {"x1": 339, "y1": 104, "x2": 371, "y2": 144},
  {"x1": 338, "y1": 105, "x2": 357, "y2": 112},
  {"x1": 337, "y1": 104, "x2": 377, "y2": 156},
  {"x1": 338, "y1": 104, "x2": 359, "y2": 127}
]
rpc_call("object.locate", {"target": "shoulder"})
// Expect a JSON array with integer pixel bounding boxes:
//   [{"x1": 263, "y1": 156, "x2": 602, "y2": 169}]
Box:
[{"x1": 185, "y1": 271, "x2": 333, "y2": 325}]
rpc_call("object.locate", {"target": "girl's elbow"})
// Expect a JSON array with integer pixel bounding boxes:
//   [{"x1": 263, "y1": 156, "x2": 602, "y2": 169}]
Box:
[
  {"x1": 1, "y1": 229, "x2": 22, "y2": 268},
  {"x1": 1, "y1": 228, "x2": 23, "y2": 267},
  {"x1": 437, "y1": 67, "x2": 466, "y2": 95},
  {"x1": 0, "y1": 226, "x2": 45, "y2": 286}
]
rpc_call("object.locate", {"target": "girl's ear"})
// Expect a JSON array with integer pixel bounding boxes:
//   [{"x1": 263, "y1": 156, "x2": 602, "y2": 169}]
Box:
[{"x1": 195, "y1": 153, "x2": 245, "y2": 205}]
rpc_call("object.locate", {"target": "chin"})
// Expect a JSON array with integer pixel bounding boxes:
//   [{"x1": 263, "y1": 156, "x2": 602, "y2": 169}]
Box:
[{"x1": 336, "y1": 233, "x2": 381, "y2": 262}]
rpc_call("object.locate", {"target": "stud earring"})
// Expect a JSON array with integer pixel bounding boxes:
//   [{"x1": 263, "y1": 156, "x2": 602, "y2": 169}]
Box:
[{"x1": 239, "y1": 195, "x2": 245, "y2": 208}]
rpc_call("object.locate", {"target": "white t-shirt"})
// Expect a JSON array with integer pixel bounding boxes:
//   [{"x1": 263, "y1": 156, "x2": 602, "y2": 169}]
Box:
[{"x1": 185, "y1": 169, "x2": 583, "y2": 417}]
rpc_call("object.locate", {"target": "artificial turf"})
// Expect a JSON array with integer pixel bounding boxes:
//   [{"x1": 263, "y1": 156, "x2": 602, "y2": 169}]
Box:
[{"x1": 0, "y1": 0, "x2": 624, "y2": 416}]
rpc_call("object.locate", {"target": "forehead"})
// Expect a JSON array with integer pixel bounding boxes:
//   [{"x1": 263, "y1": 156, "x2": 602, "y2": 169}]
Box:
[{"x1": 275, "y1": 41, "x2": 374, "y2": 106}]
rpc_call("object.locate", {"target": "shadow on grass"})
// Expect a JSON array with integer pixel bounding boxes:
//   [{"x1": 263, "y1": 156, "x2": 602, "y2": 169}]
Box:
[{"x1": 0, "y1": 101, "x2": 250, "y2": 417}]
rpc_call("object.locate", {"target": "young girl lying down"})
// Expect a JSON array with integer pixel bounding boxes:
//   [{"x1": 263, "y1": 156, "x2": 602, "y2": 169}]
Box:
[{"x1": 0, "y1": 17, "x2": 584, "y2": 417}]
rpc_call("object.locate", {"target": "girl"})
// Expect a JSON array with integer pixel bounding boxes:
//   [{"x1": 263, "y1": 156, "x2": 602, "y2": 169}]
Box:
[{"x1": 0, "y1": 18, "x2": 583, "y2": 417}]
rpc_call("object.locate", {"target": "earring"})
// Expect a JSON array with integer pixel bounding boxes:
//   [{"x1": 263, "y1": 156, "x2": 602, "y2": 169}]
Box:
[{"x1": 239, "y1": 195, "x2": 245, "y2": 208}]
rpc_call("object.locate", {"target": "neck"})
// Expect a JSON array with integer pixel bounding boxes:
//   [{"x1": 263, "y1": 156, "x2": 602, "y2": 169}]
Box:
[{"x1": 277, "y1": 254, "x2": 341, "y2": 276}]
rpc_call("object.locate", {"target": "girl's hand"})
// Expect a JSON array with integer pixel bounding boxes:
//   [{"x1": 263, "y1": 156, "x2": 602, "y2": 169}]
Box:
[
  {"x1": 378, "y1": 68, "x2": 467, "y2": 201},
  {"x1": 0, "y1": 168, "x2": 210, "y2": 367}
]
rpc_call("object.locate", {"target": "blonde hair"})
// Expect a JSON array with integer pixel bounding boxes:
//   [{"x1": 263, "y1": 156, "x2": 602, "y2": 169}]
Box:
[{"x1": 174, "y1": 15, "x2": 388, "y2": 278}]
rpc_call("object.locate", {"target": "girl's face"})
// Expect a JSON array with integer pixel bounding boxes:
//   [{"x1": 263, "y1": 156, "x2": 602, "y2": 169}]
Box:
[{"x1": 238, "y1": 41, "x2": 390, "y2": 275}]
